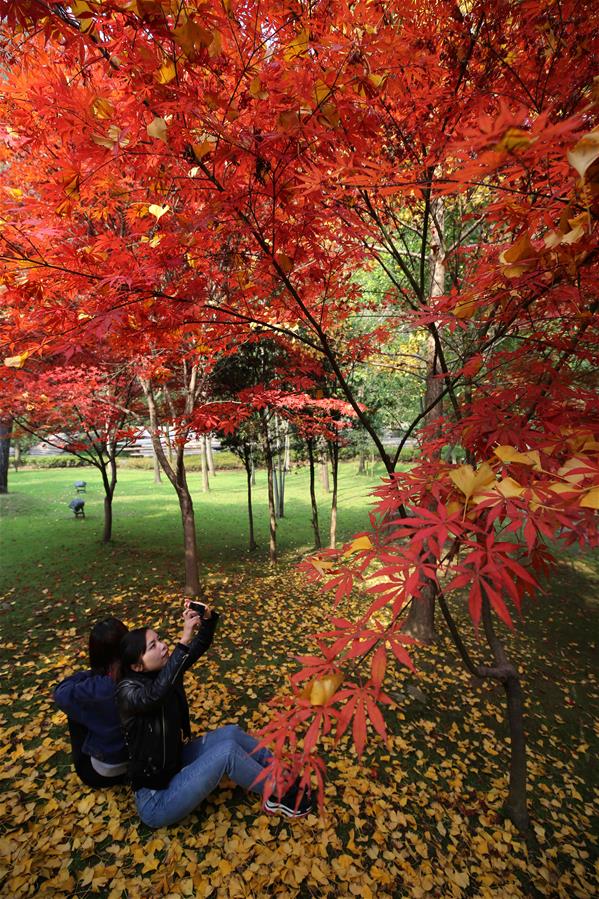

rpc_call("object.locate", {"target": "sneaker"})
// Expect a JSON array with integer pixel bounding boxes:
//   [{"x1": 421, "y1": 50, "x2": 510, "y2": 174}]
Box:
[{"x1": 263, "y1": 781, "x2": 313, "y2": 818}]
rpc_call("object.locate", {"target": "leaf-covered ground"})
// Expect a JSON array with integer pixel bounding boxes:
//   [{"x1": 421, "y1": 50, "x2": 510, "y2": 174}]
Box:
[{"x1": 1, "y1": 469, "x2": 598, "y2": 897}]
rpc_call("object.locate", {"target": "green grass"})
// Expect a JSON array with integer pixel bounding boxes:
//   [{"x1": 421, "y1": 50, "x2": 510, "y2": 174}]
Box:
[{"x1": 0, "y1": 461, "x2": 387, "y2": 640}]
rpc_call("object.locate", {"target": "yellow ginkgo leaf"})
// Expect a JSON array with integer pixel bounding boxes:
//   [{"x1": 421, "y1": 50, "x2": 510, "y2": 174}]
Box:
[
  {"x1": 343, "y1": 534, "x2": 373, "y2": 556},
  {"x1": 147, "y1": 117, "x2": 168, "y2": 142},
  {"x1": 580, "y1": 487, "x2": 599, "y2": 509},
  {"x1": 499, "y1": 232, "x2": 537, "y2": 278},
  {"x1": 494, "y1": 445, "x2": 541, "y2": 470},
  {"x1": 91, "y1": 97, "x2": 114, "y2": 120},
  {"x1": 567, "y1": 129, "x2": 599, "y2": 179},
  {"x1": 249, "y1": 76, "x2": 268, "y2": 100},
  {"x1": 283, "y1": 27, "x2": 309, "y2": 61},
  {"x1": 495, "y1": 127, "x2": 533, "y2": 152},
  {"x1": 155, "y1": 60, "x2": 177, "y2": 84},
  {"x1": 495, "y1": 477, "x2": 525, "y2": 498},
  {"x1": 302, "y1": 673, "x2": 343, "y2": 706},
  {"x1": 449, "y1": 462, "x2": 495, "y2": 501},
  {"x1": 558, "y1": 456, "x2": 590, "y2": 484},
  {"x1": 148, "y1": 204, "x2": 169, "y2": 220},
  {"x1": 4, "y1": 352, "x2": 29, "y2": 369},
  {"x1": 71, "y1": 0, "x2": 95, "y2": 33},
  {"x1": 311, "y1": 557, "x2": 334, "y2": 576}
]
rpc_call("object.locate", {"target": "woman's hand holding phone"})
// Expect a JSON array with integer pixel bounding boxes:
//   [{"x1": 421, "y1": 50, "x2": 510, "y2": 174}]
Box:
[{"x1": 181, "y1": 601, "x2": 213, "y2": 645}]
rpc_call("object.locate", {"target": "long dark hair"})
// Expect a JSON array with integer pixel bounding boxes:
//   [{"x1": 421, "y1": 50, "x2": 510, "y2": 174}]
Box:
[
  {"x1": 119, "y1": 627, "x2": 149, "y2": 679},
  {"x1": 89, "y1": 618, "x2": 128, "y2": 674}
]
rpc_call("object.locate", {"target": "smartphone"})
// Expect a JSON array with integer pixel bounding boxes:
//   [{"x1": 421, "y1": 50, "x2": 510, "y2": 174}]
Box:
[{"x1": 188, "y1": 600, "x2": 207, "y2": 618}]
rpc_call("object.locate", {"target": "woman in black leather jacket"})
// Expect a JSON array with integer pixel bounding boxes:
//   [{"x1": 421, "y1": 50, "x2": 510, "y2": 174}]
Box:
[{"x1": 117, "y1": 604, "x2": 312, "y2": 826}]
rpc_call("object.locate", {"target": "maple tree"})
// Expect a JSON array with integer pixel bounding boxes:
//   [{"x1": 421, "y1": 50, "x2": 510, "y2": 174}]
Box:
[
  {"x1": 1, "y1": 0, "x2": 598, "y2": 837},
  {"x1": 3, "y1": 359, "x2": 142, "y2": 541}
]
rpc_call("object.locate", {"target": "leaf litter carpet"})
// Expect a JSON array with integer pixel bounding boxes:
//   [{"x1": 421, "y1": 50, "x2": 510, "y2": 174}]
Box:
[{"x1": 0, "y1": 563, "x2": 597, "y2": 898}]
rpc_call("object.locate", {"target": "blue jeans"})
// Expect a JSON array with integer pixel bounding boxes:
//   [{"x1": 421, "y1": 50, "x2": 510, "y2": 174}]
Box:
[{"x1": 135, "y1": 725, "x2": 272, "y2": 827}]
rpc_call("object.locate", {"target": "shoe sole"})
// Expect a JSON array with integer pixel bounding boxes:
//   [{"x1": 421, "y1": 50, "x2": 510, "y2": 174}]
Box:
[{"x1": 263, "y1": 800, "x2": 312, "y2": 818}]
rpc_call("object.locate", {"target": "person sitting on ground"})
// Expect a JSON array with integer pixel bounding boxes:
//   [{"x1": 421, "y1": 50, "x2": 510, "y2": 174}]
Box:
[
  {"x1": 54, "y1": 617, "x2": 129, "y2": 788},
  {"x1": 116, "y1": 603, "x2": 312, "y2": 827}
]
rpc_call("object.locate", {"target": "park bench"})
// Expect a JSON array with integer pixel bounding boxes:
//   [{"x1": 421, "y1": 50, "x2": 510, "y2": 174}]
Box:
[
  {"x1": 74, "y1": 481, "x2": 87, "y2": 493},
  {"x1": 69, "y1": 498, "x2": 85, "y2": 518}
]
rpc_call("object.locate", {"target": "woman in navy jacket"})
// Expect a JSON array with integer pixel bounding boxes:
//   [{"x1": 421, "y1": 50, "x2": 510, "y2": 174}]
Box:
[{"x1": 54, "y1": 617, "x2": 129, "y2": 787}]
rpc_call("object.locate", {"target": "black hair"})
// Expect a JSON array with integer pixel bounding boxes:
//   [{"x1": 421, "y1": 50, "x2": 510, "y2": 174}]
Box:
[
  {"x1": 119, "y1": 627, "x2": 150, "y2": 679},
  {"x1": 89, "y1": 618, "x2": 128, "y2": 674}
]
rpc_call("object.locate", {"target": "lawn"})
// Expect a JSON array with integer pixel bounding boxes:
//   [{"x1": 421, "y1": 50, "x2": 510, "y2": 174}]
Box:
[{"x1": 0, "y1": 463, "x2": 597, "y2": 898}]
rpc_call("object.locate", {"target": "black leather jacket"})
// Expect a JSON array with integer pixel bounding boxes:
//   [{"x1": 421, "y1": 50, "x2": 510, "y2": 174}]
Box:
[{"x1": 116, "y1": 614, "x2": 219, "y2": 790}]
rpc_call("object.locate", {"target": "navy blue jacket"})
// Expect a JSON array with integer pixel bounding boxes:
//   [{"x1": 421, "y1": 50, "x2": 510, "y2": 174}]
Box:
[{"x1": 54, "y1": 671, "x2": 127, "y2": 764}]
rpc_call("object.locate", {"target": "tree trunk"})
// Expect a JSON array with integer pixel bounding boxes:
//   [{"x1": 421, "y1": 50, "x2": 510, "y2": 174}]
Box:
[
  {"x1": 153, "y1": 445, "x2": 162, "y2": 483},
  {"x1": 100, "y1": 452, "x2": 118, "y2": 543},
  {"x1": 272, "y1": 459, "x2": 280, "y2": 519},
  {"x1": 251, "y1": 452, "x2": 256, "y2": 486},
  {"x1": 329, "y1": 441, "x2": 339, "y2": 549},
  {"x1": 13, "y1": 441, "x2": 21, "y2": 472},
  {"x1": 179, "y1": 486, "x2": 201, "y2": 595},
  {"x1": 103, "y1": 493, "x2": 113, "y2": 543},
  {"x1": 141, "y1": 377, "x2": 201, "y2": 595},
  {"x1": 404, "y1": 578, "x2": 437, "y2": 642},
  {"x1": 246, "y1": 460, "x2": 258, "y2": 551},
  {"x1": 404, "y1": 195, "x2": 445, "y2": 643},
  {"x1": 321, "y1": 457, "x2": 330, "y2": 493},
  {"x1": 260, "y1": 411, "x2": 277, "y2": 562},
  {"x1": 206, "y1": 435, "x2": 216, "y2": 476},
  {"x1": 201, "y1": 435, "x2": 210, "y2": 492},
  {"x1": 0, "y1": 418, "x2": 12, "y2": 494},
  {"x1": 273, "y1": 415, "x2": 285, "y2": 518},
  {"x1": 358, "y1": 446, "x2": 366, "y2": 475},
  {"x1": 481, "y1": 596, "x2": 530, "y2": 834},
  {"x1": 307, "y1": 439, "x2": 321, "y2": 549},
  {"x1": 438, "y1": 589, "x2": 531, "y2": 837}
]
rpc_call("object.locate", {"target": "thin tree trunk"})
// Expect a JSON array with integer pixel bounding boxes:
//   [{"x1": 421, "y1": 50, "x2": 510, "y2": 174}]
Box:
[
  {"x1": 260, "y1": 411, "x2": 277, "y2": 562},
  {"x1": 251, "y1": 451, "x2": 256, "y2": 486},
  {"x1": 153, "y1": 444, "x2": 162, "y2": 484},
  {"x1": 13, "y1": 441, "x2": 21, "y2": 472},
  {"x1": 307, "y1": 439, "x2": 321, "y2": 549},
  {"x1": 358, "y1": 446, "x2": 366, "y2": 475},
  {"x1": 405, "y1": 195, "x2": 445, "y2": 642},
  {"x1": 206, "y1": 435, "x2": 216, "y2": 476},
  {"x1": 103, "y1": 492, "x2": 113, "y2": 543},
  {"x1": 0, "y1": 418, "x2": 12, "y2": 494},
  {"x1": 100, "y1": 452, "x2": 117, "y2": 543},
  {"x1": 329, "y1": 441, "x2": 339, "y2": 549},
  {"x1": 481, "y1": 596, "x2": 530, "y2": 834},
  {"x1": 272, "y1": 459, "x2": 280, "y2": 518},
  {"x1": 437, "y1": 589, "x2": 531, "y2": 837},
  {"x1": 179, "y1": 485, "x2": 201, "y2": 595},
  {"x1": 201, "y1": 435, "x2": 210, "y2": 492},
  {"x1": 284, "y1": 432, "x2": 291, "y2": 471},
  {"x1": 321, "y1": 457, "x2": 330, "y2": 493},
  {"x1": 141, "y1": 378, "x2": 201, "y2": 595},
  {"x1": 245, "y1": 455, "x2": 258, "y2": 552}
]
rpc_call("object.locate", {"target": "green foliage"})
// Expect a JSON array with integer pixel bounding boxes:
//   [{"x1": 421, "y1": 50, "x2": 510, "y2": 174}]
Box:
[
  {"x1": 24, "y1": 454, "x2": 88, "y2": 469},
  {"x1": 121, "y1": 452, "x2": 244, "y2": 472}
]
